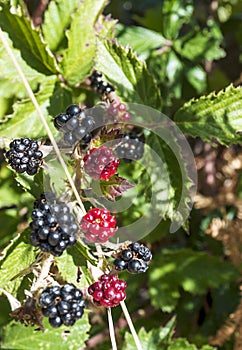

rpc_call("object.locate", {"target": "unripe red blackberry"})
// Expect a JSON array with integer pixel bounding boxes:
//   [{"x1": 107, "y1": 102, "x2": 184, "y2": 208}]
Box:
[
  {"x1": 88, "y1": 274, "x2": 126, "y2": 307},
  {"x1": 81, "y1": 208, "x2": 117, "y2": 243},
  {"x1": 5, "y1": 138, "x2": 43, "y2": 175},
  {"x1": 30, "y1": 194, "x2": 78, "y2": 256},
  {"x1": 83, "y1": 146, "x2": 120, "y2": 181},
  {"x1": 39, "y1": 283, "x2": 85, "y2": 328}
]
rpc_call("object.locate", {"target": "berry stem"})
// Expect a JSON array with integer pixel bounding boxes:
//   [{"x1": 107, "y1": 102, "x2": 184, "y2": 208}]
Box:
[
  {"x1": 30, "y1": 253, "x2": 53, "y2": 293},
  {"x1": 120, "y1": 301, "x2": 143, "y2": 350},
  {"x1": 107, "y1": 307, "x2": 118, "y2": 350},
  {"x1": 0, "y1": 28, "x2": 86, "y2": 216}
]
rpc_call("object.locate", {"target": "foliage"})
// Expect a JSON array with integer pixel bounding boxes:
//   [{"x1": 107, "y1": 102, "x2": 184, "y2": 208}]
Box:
[{"x1": 0, "y1": 0, "x2": 241, "y2": 349}]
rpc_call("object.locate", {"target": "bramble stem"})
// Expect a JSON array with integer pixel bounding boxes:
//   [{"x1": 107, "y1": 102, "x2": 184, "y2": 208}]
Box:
[
  {"x1": 107, "y1": 307, "x2": 118, "y2": 350},
  {"x1": 120, "y1": 301, "x2": 143, "y2": 350},
  {"x1": 30, "y1": 254, "x2": 53, "y2": 293},
  {"x1": 0, "y1": 27, "x2": 86, "y2": 216}
]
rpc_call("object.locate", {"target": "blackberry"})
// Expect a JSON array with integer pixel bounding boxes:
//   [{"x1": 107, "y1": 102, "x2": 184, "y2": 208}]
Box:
[
  {"x1": 116, "y1": 132, "x2": 145, "y2": 163},
  {"x1": 39, "y1": 284, "x2": 85, "y2": 328},
  {"x1": 89, "y1": 70, "x2": 115, "y2": 95},
  {"x1": 83, "y1": 146, "x2": 120, "y2": 181},
  {"x1": 29, "y1": 194, "x2": 78, "y2": 256},
  {"x1": 53, "y1": 104, "x2": 95, "y2": 146},
  {"x1": 5, "y1": 138, "x2": 43, "y2": 175},
  {"x1": 81, "y1": 207, "x2": 117, "y2": 243},
  {"x1": 88, "y1": 274, "x2": 126, "y2": 307},
  {"x1": 113, "y1": 242, "x2": 152, "y2": 274}
]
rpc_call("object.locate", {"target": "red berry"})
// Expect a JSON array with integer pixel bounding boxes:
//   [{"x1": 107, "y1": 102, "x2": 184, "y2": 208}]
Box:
[
  {"x1": 81, "y1": 208, "x2": 117, "y2": 243},
  {"x1": 117, "y1": 103, "x2": 126, "y2": 112},
  {"x1": 122, "y1": 112, "x2": 131, "y2": 121},
  {"x1": 88, "y1": 274, "x2": 127, "y2": 307},
  {"x1": 84, "y1": 146, "x2": 120, "y2": 181}
]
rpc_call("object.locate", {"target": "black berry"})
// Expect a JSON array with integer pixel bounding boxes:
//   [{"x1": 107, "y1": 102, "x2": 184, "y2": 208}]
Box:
[
  {"x1": 116, "y1": 132, "x2": 145, "y2": 163},
  {"x1": 53, "y1": 105, "x2": 96, "y2": 146},
  {"x1": 39, "y1": 284, "x2": 86, "y2": 328},
  {"x1": 114, "y1": 242, "x2": 152, "y2": 274},
  {"x1": 29, "y1": 194, "x2": 78, "y2": 256},
  {"x1": 5, "y1": 138, "x2": 43, "y2": 175}
]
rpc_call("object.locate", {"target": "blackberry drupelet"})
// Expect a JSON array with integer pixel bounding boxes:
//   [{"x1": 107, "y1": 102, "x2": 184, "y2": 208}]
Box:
[
  {"x1": 30, "y1": 194, "x2": 78, "y2": 256},
  {"x1": 88, "y1": 274, "x2": 126, "y2": 307},
  {"x1": 54, "y1": 104, "x2": 95, "y2": 146},
  {"x1": 39, "y1": 284, "x2": 85, "y2": 327},
  {"x1": 5, "y1": 138, "x2": 43, "y2": 175},
  {"x1": 113, "y1": 242, "x2": 152, "y2": 274},
  {"x1": 116, "y1": 132, "x2": 145, "y2": 163}
]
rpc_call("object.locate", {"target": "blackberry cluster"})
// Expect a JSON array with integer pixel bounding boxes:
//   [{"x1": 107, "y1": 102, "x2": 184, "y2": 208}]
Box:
[
  {"x1": 107, "y1": 101, "x2": 131, "y2": 122},
  {"x1": 83, "y1": 146, "x2": 120, "y2": 181},
  {"x1": 116, "y1": 132, "x2": 145, "y2": 163},
  {"x1": 5, "y1": 138, "x2": 43, "y2": 175},
  {"x1": 39, "y1": 284, "x2": 85, "y2": 328},
  {"x1": 81, "y1": 208, "x2": 117, "y2": 243},
  {"x1": 114, "y1": 242, "x2": 152, "y2": 274},
  {"x1": 54, "y1": 104, "x2": 95, "y2": 146},
  {"x1": 89, "y1": 70, "x2": 115, "y2": 95},
  {"x1": 30, "y1": 194, "x2": 78, "y2": 256},
  {"x1": 88, "y1": 274, "x2": 126, "y2": 307}
]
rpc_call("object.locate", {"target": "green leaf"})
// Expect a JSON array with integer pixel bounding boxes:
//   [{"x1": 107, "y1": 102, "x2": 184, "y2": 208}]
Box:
[
  {"x1": 1, "y1": 314, "x2": 90, "y2": 350},
  {"x1": 161, "y1": 0, "x2": 194, "y2": 40},
  {"x1": 117, "y1": 24, "x2": 169, "y2": 60},
  {"x1": 0, "y1": 231, "x2": 35, "y2": 294},
  {"x1": 0, "y1": 4, "x2": 59, "y2": 75},
  {"x1": 56, "y1": 250, "x2": 93, "y2": 288},
  {"x1": 123, "y1": 319, "x2": 176, "y2": 350},
  {"x1": 14, "y1": 168, "x2": 44, "y2": 198},
  {"x1": 42, "y1": 0, "x2": 81, "y2": 52},
  {"x1": 95, "y1": 39, "x2": 162, "y2": 108},
  {"x1": 186, "y1": 66, "x2": 206, "y2": 94},
  {"x1": 62, "y1": 0, "x2": 107, "y2": 85},
  {"x1": 174, "y1": 20, "x2": 225, "y2": 62},
  {"x1": 168, "y1": 338, "x2": 197, "y2": 350},
  {"x1": 174, "y1": 85, "x2": 242, "y2": 146},
  {"x1": 168, "y1": 338, "x2": 215, "y2": 350},
  {"x1": 96, "y1": 14, "x2": 117, "y2": 40},
  {"x1": 0, "y1": 33, "x2": 44, "y2": 99},
  {"x1": 149, "y1": 248, "x2": 239, "y2": 312},
  {"x1": 0, "y1": 75, "x2": 58, "y2": 139}
]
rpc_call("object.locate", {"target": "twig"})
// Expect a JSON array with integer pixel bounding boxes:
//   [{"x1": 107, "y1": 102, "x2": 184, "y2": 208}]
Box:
[
  {"x1": 30, "y1": 253, "x2": 53, "y2": 293},
  {"x1": 0, "y1": 27, "x2": 86, "y2": 216},
  {"x1": 107, "y1": 307, "x2": 118, "y2": 350},
  {"x1": 120, "y1": 301, "x2": 142, "y2": 350}
]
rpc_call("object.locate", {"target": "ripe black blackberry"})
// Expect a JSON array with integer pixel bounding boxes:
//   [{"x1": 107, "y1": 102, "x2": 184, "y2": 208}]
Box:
[
  {"x1": 30, "y1": 194, "x2": 78, "y2": 256},
  {"x1": 113, "y1": 242, "x2": 152, "y2": 274},
  {"x1": 54, "y1": 104, "x2": 95, "y2": 146},
  {"x1": 5, "y1": 138, "x2": 43, "y2": 175},
  {"x1": 115, "y1": 132, "x2": 145, "y2": 163},
  {"x1": 89, "y1": 70, "x2": 115, "y2": 95},
  {"x1": 39, "y1": 284, "x2": 85, "y2": 327}
]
